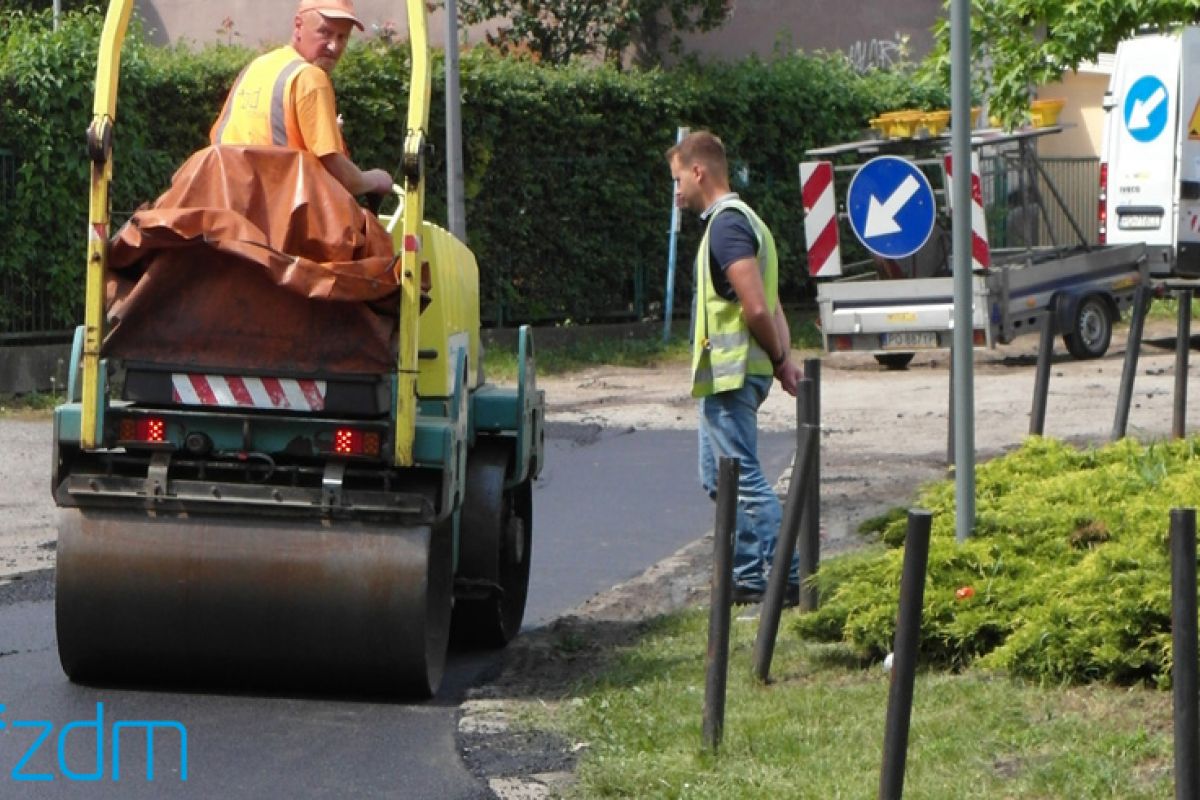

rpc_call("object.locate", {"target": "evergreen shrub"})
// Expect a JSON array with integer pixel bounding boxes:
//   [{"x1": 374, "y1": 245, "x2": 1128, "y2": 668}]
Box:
[{"x1": 794, "y1": 436, "x2": 1200, "y2": 686}]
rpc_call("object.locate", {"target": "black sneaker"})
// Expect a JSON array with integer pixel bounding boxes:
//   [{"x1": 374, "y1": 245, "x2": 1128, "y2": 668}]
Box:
[
  {"x1": 731, "y1": 586, "x2": 765, "y2": 605},
  {"x1": 784, "y1": 584, "x2": 800, "y2": 608}
]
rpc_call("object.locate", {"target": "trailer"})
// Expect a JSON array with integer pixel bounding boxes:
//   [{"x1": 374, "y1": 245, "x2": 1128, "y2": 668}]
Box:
[{"x1": 804, "y1": 126, "x2": 1148, "y2": 368}]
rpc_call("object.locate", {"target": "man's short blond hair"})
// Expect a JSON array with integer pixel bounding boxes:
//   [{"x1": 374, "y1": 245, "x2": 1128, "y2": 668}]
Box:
[{"x1": 665, "y1": 131, "x2": 728, "y2": 180}]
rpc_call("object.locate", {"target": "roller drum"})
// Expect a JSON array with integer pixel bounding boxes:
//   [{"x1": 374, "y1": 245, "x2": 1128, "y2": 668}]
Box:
[{"x1": 55, "y1": 509, "x2": 452, "y2": 697}]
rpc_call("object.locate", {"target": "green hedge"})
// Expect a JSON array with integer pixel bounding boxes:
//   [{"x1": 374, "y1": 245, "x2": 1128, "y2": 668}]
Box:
[
  {"x1": 0, "y1": 10, "x2": 245, "y2": 332},
  {"x1": 0, "y1": 8, "x2": 946, "y2": 330}
]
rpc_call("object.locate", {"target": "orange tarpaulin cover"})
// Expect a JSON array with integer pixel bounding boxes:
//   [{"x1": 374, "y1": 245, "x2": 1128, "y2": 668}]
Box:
[{"x1": 105, "y1": 145, "x2": 399, "y2": 375}]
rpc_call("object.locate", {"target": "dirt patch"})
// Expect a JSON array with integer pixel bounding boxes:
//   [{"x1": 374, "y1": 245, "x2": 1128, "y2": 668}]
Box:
[
  {"x1": 0, "y1": 419, "x2": 57, "y2": 583},
  {"x1": 459, "y1": 318, "x2": 1198, "y2": 797}
]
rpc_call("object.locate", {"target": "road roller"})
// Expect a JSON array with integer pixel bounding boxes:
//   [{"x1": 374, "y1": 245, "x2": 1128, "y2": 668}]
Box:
[{"x1": 51, "y1": 0, "x2": 543, "y2": 697}]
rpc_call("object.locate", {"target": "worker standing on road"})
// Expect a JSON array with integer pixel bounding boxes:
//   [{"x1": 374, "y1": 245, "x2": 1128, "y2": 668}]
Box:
[
  {"x1": 666, "y1": 130, "x2": 803, "y2": 605},
  {"x1": 209, "y1": 0, "x2": 393, "y2": 197}
]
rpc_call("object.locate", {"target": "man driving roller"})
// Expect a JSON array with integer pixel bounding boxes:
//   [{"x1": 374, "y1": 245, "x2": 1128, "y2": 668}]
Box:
[{"x1": 209, "y1": 0, "x2": 393, "y2": 197}]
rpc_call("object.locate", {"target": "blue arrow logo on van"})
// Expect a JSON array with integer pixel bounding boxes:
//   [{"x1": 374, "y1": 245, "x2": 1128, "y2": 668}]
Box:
[
  {"x1": 1129, "y1": 86, "x2": 1167, "y2": 130},
  {"x1": 1124, "y1": 75, "x2": 1169, "y2": 143}
]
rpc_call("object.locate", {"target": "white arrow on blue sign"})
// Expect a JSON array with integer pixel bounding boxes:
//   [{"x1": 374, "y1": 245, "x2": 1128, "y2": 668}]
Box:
[
  {"x1": 846, "y1": 156, "x2": 936, "y2": 259},
  {"x1": 1124, "y1": 75, "x2": 1169, "y2": 143}
]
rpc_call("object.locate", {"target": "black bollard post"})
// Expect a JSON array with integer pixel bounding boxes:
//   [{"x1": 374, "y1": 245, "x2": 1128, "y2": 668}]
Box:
[
  {"x1": 799, "y1": 359, "x2": 821, "y2": 612},
  {"x1": 1171, "y1": 507, "x2": 1199, "y2": 800},
  {"x1": 1030, "y1": 308, "x2": 1056, "y2": 436},
  {"x1": 1113, "y1": 279, "x2": 1151, "y2": 440},
  {"x1": 753, "y1": 422, "x2": 817, "y2": 684},
  {"x1": 703, "y1": 456, "x2": 738, "y2": 752},
  {"x1": 879, "y1": 510, "x2": 932, "y2": 800},
  {"x1": 1174, "y1": 290, "x2": 1192, "y2": 440}
]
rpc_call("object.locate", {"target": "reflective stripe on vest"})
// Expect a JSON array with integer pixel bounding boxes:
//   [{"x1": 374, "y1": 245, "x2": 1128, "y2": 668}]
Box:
[
  {"x1": 270, "y1": 60, "x2": 307, "y2": 145},
  {"x1": 690, "y1": 197, "x2": 779, "y2": 397},
  {"x1": 212, "y1": 49, "x2": 308, "y2": 147}
]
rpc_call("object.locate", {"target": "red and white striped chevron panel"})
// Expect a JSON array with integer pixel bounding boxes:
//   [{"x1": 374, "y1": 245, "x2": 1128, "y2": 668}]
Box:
[
  {"x1": 171, "y1": 374, "x2": 327, "y2": 412},
  {"x1": 942, "y1": 152, "x2": 992, "y2": 271},
  {"x1": 799, "y1": 160, "x2": 842, "y2": 277}
]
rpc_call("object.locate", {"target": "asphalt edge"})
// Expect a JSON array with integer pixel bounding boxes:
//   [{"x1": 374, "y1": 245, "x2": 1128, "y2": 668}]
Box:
[{"x1": 456, "y1": 467, "x2": 803, "y2": 799}]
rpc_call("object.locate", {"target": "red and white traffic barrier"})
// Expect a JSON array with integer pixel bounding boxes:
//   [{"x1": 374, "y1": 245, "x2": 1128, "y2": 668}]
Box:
[
  {"x1": 800, "y1": 160, "x2": 842, "y2": 277},
  {"x1": 171, "y1": 374, "x2": 327, "y2": 412},
  {"x1": 942, "y1": 152, "x2": 992, "y2": 271}
]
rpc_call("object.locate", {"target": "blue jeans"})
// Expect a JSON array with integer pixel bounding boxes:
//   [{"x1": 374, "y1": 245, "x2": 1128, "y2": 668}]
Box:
[{"x1": 698, "y1": 374, "x2": 799, "y2": 591}]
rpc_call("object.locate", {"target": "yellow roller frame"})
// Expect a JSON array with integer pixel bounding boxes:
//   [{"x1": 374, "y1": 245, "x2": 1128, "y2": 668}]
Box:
[
  {"x1": 80, "y1": 0, "x2": 134, "y2": 450},
  {"x1": 393, "y1": 0, "x2": 432, "y2": 466},
  {"x1": 82, "y1": 0, "x2": 429, "y2": 463}
]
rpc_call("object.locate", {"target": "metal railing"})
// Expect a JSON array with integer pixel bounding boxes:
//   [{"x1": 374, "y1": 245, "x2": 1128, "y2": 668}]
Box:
[
  {"x1": 0, "y1": 272, "x2": 75, "y2": 342},
  {"x1": 0, "y1": 148, "x2": 76, "y2": 341},
  {"x1": 0, "y1": 140, "x2": 133, "y2": 339},
  {"x1": 979, "y1": 155, "x2": 1100, "y2": 249},
  {"x1": 0, "y1": 147, "x2": 1104, "y2": 340}
]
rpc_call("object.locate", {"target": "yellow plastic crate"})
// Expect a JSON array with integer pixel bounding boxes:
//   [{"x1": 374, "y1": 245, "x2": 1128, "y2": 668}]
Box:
[
  {"x1": 1030, "y1": 98, "x2": 1065, "y2": 127},
  {"x1": 920, "y1": 110, "x2": 950, "y2": 136},
  {"x1": 868, "y1": 110, "x2": 925, "y2": 139}
]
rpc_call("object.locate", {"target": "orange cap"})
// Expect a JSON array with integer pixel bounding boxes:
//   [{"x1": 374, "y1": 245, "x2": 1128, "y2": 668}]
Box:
[{"x1": 297, "y1": 0, "x2": 364, "y2": 31}]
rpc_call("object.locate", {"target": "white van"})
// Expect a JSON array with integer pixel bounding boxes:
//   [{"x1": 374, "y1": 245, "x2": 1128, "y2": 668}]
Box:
[{"x1": 1100, "y1": 27, "x2": 1200, "y2": 277}]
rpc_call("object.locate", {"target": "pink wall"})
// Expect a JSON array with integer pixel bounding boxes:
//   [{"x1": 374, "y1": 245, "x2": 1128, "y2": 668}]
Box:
[
  {"x1": 135, "y1": 0, "x2": 502, "y2": 48},
  {"x1": 672, "y1": 0, "x2": 943, "y2": 63},
  {"x1": 134, "y1": 0, "x2": 943, "y2": 62}
]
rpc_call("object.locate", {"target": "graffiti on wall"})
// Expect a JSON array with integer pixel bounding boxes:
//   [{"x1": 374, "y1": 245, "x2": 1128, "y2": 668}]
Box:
[{"x1": 845, "y1": 34, "x2": 910, "y2": 73}]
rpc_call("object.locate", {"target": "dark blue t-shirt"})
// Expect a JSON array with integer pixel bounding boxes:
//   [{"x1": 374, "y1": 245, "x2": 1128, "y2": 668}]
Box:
[{"x1": 706, "y1": 208, "x2": 758, "y2": 300}]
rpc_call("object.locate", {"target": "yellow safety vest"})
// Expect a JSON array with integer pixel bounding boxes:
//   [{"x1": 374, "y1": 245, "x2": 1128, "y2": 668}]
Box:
[
  {"x1": 211, "y1": 46, "x2": 317, "y2": 149},
  {"x1": 690, "y1": 197, "x2": 779, "y2": 397}
]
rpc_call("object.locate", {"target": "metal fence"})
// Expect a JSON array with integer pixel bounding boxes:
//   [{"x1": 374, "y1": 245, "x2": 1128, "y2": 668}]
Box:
[
  {"x1": 0, "y1": 147, "x2": 1105, "y2": 340},
  {"x1": 0, "y1": 149, "x2": 72, "y2": 342},
  {"x1": 0, "y1": 145, "x2": 77, "y2": 341},
  {"x1": 0, "y1": 274, "x2": 72, "y2": 342},
  {"x1": 2, "y1": 138, "x2": 137, "y2": 341},
  {"x1": 979, "y1": 154, "x2": 1100, "y2": 249}
]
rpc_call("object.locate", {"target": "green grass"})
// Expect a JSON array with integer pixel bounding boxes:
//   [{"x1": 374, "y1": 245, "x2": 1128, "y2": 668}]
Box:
[
  {"x1": 0, "y1": 391, "x2": 60, "y2": 418},
  {"x1": 483, "y1": 308, "x2": 823, "y2": 381},
  {"x1": 540, "y1": 611, "x2": 1173, "y2": 799},
  {"x1": 483, "y1": 331, "x2": 693, "y2": 382},
  {"x1": 1147, "y1": 295, "x2": 1200, "y2": 322},
  {"x1": 521, "y1": 434, "x2": 1198, "y2": 798}
]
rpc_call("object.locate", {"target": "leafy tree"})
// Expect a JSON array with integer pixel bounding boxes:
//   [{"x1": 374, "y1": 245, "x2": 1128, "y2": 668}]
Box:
[
  {"x1": 443, "y1": 0, "x2": 732, "y2": 65},
  {"x1": 927, "y1": 0, "x2": 1200, "y2": 127}
]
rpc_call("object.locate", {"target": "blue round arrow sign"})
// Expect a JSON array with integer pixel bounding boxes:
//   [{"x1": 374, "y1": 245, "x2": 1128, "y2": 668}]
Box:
[
  {"x1": 1123, "y1": 75, "x2": 1169, "y2": 143},
  {"x1": 846, "y1": 156, "x2": 936, "y2": 259}
]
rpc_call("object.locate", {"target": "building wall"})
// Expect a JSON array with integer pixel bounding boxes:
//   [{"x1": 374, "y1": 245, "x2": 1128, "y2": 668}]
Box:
[
  {"x1": 134, "y1": 0, "x2": 500, "y2": 48},
  {"x1": 133, "y1": 0, "x2": 944, "y2": 62},
  {"x1": 1035, "y1": 70, "x2": 1111, "y2": 158},
  {"x1": 672, "y1": 0, "x2": 943, "y2": 63}
]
